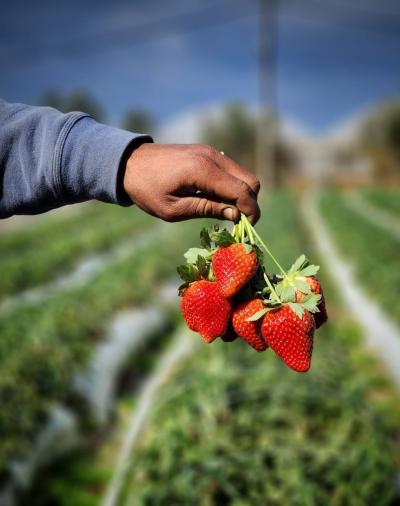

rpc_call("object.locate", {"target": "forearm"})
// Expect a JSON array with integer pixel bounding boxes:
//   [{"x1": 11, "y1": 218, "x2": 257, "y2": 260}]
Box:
[{"x1": 0, "y1": 99, "x2": 152, "y2": 218}]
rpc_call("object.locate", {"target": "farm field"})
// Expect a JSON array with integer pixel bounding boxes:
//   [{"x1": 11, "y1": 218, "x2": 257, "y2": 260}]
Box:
[
  {"x1": 0, "y1": 212, "x2": 210, "y2": 482},
  {"x1": 1, "y1": 189, "x2": 400, "y2": 506},
  {"x1": 361, "y1": 187, "x2": 400, "y2": 217},
  {"x1": 318, "y1": 190, "x2": 400, "y2": 326},
  {"x1": 0, "y1": 202, "x2": 153, "y2": 298},
  {"x1": 118, "y1": 191, "x2": 400, "y2": 506}
]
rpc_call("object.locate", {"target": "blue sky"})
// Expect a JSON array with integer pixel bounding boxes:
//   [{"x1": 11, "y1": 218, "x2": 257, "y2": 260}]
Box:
[{"x1": 0, "y1": 0, "x2": 399, "y2": 133}]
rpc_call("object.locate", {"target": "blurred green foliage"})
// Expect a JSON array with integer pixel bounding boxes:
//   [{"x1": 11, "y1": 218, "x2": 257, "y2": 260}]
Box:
[
  {"x1": 0, "y1": 204, "x2": 153, "y2": 298},
  {"x1": 360, "y1": 100, "x2": 400, "y2": 177},
  {"x1": 361, "y1": 187, "x2": 400, "y2": 217},
  {"x1": 124, "y1": 193, "x2": 400, "y2": 505},
  {"x1": 319, "y1": 190, "x2": 400, "y2": 326},
  {"x1": 201, "y1": 103, "x2": 294, "y2": 181},
  {"x1": 121, "y1": 110, "x2": 155, "y2": 136},
  {"x1": 39, "y1": 89, "x2": 105, "y2": 123},
  {"x1": 0, "y1": 216, "x2": 209, "y2": 476}
]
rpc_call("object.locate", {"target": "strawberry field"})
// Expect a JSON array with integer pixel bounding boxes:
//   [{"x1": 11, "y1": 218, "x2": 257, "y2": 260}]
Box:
[
  {"x1": 318, "y1": 190, "x2": 400, "y2": 326},
  {"x1": 1, "y1": 189, "x2": 400, "y2": 505},
  {"x1": 361, "y1": 187, "x2": 400, "y2": 217}
]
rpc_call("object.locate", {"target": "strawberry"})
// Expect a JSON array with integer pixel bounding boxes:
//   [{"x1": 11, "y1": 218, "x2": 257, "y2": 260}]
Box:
[
  {"x1": 261, "y1": 305, "x2": 315, "y2": 372},
  {"x1": 212, "y1": 243, "x2": 258, "y2": 298},
  {"x1": 180, "y1": 280, "x2": 232, "y2": 343},
  {"x1": 295, "y1": 276, "x2": 327, "y2": 329},
  {"x1": 220, "y1": 322, "x2": 238, "y2": 342},
  {"x1": 232, "y1": 299, "x2": 268, "y2": 352}
]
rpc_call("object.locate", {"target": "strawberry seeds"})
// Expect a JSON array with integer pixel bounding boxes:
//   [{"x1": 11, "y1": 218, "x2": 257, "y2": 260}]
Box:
[{"x1": 177, "y1": 214, "x2": 328, "y2": 373}]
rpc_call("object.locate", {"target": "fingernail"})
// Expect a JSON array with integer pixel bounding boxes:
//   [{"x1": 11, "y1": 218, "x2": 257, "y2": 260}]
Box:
[{"x1": 222, "y1": 207, "x2": 234, "y2": 221}]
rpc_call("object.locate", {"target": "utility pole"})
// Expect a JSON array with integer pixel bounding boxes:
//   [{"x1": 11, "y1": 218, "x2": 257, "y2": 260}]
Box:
[{"x1": 256, "y1": 0, "x2": 278, "y2": 188}]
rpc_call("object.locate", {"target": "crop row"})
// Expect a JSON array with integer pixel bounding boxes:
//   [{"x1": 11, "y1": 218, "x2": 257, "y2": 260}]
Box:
[
  {"x1": 361, "y1": 187, "x2": 400, "y2": 217},
  {"x1": 121, "y1": 192, "x2": 400, "y2": 505},
  {"x1": 0, "y1": 218, "x2": 209, "y2": 478},
  {"x1": 0, "y1": 203, "x2": 153, "y2": 298},
  {"x1": 319, "y1": 190, "x2": 400, "y2": 326},
  {"x1": 20, "y1": 191, "x2": 312, "y2": 506}
]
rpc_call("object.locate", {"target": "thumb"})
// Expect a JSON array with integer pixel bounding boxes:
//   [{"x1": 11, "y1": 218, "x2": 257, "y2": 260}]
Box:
[{"x1": 176, "y1": 196, "x2": 241, "y2": 222}]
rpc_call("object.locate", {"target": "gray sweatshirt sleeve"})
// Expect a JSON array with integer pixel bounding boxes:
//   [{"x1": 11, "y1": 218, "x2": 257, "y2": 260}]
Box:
[{"x1": 0, "y1": 99, "x2": 153, "y2": 218}]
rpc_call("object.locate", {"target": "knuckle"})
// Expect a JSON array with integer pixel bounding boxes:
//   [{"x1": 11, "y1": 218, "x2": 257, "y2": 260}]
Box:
[
  {"x1": 194, "y1": 198, "x2": 213, "y2": 217},
  {"x1": 252, "y1": 177, "x2": 261, "y2": 194},
  {"x1": 200, "y1": 144, "x2": 218, "y2": 158},
  {"x1": 238, "y1": 180, "x2": 252, "y2": 199}
]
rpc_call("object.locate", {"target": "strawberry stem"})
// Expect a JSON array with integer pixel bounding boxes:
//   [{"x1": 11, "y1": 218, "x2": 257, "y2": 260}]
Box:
[
  {"x1": 241, "y1": 215, "x2": 281, "y2": 303},
  {"x1": 241, "y1": 214, "x2": 287, "y2": 278},
  {"x1": 263, "y1": 272, "x2": 281, "y2": 303}
]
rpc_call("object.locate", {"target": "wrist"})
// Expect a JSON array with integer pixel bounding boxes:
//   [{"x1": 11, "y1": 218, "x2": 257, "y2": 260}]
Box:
[{"x1": 119, "y1": 139, "x2": 154, "y2": 205}]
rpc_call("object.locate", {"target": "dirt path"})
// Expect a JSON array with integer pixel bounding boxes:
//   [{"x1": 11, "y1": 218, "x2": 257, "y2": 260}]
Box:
[
  {"x1": 102, "y1": 327, "x2": 197, "y2": 506},
  {"x1": 343, "y1": 191, "x2": 400, "y2": 241},
  {"x1": 301, "y1": 191, "x2": 400, "y2": 389}
]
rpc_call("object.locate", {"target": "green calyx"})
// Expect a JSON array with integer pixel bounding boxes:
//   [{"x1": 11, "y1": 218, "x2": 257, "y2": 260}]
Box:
[{"x1": 177, "y1": 217, "x2": 323, "y2": 321}]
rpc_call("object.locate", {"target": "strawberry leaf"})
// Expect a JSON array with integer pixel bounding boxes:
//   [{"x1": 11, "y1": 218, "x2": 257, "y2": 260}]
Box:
[
  {"x1": 178, "y1": 282, "x2": 189, "y2": 295},
  {"x1": 299, "y1": 264, "x2": 320, "y2": 276},
  {"x1": 196, "y1": 255, "x2": 209, "y2": 278},
  {"x1": 184, "y1": 248, "x2": 210, "y2": 264},
  {"x1": 200, "y1": 228, "x2": 211, "y2": 249},
  {"x1": 243, "y1": 243, "x2": 253, "y2": 254},
  {"x1": 300, "y1": 292, "x2": 321, "y2": 313},
  {"x1": 292, "y1": 279, "x2": 311, "y2": 294},
  {"x1": 246, "y1": 308, "x2": 269, "y2": 322},
  {"x1": 288, "y1": 302, "x2": 305, "y2": 319},
  {"x1": 177, "y1": 264, "x2": 199, "y2": 283},
  {"x1": 288, "y1": 254, "x2": 306, "y2": 273},
  {"x1": 210, "y1": 229, "x2": 236, "y2": 246},
  {"x1": 275, "y1": 282, "x2": 295, "y2": 302},
  {"x1": 254, "y1": 244, "x2": 264, "y2": 263},
  {"x1": 281, "y1": 285, "x2": 296, "y2": 302}
]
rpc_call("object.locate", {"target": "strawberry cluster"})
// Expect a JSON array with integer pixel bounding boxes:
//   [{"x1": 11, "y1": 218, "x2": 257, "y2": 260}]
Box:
[{"x1": 177, "y1": 214, "x2": 327, "y2": 372}]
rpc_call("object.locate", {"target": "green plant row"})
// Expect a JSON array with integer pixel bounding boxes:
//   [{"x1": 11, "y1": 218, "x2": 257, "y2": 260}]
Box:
[
  {"x1": 120, "y1": 192, "x2": 400, "y2": 506},
  {"x1": 361, "y1": 187, "x2": 400, "y2": 217},
  {"x1": 319, "y1": 190, "x2": 400, "y2": 326},
  {"x1": 19, "y1": 192, "x2": 301, "y2": 505},
  {"x1": 0, "y1": 218, "x2": 209, "y2": 478},
  {"x1": 0, "y1": 203, "x2": 154, "y2": 299}
]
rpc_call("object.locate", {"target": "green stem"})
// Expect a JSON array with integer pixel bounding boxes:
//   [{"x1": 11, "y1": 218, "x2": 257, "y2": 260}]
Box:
[
  {"x1": 263, "y1": 272, "x2": 281, "y2": 303},
  {"x1": 241, "y1": 214, "x2": 287, "y2": 278},
  {"x1": 233, "y1": 223, "x2": 239, "y2": 242}
]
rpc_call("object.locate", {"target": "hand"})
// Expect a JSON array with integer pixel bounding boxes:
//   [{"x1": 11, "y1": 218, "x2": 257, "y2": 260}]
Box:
[{"x1": 122, "y1": 143, "x2": 261, "y2": 224}]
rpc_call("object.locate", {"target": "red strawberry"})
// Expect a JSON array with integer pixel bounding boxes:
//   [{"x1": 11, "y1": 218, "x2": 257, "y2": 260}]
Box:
[
  {"x1": 220, "y1": 322, "x2": 238, "y2": 342},
  {"x1": 261, "y1": 305, "x2": 315, "y2": 372},
  {"x1": 180, "y1": 280, "x2": 232, "y2": 343},
  {"x1": 232, "y1": 299, "x2": 268, "y2": 352},
  {"x1": 295, "y1": 276, "x2": 328, "y2": 329},
  {"x1": 212, "y1": 243, "x2": 258, "y2": 298}
]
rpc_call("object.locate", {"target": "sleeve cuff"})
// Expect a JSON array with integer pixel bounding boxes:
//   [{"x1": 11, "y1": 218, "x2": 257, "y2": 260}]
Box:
[{"x1": 58, "y1": 115, "x2": 153, "y2": 206}]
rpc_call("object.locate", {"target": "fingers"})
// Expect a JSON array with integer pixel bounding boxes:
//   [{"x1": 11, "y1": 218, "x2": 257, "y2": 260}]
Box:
[
  {"x1": 172, "y1": 196, "x2": 241, "y2": 222},
  {"x1": 190, "y1": 159, "x2": 261, "y2": 224},
  {"x1": 195, "y1": 145, "x2": 261, "y2": 196}
]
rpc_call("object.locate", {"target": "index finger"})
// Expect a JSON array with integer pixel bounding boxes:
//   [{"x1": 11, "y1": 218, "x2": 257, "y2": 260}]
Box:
[
  {"x1": 201, "y1": 147, "x2": 261, "y2": 196},
  {"x1": 189, "y1": 160, "x2": 261, "y2": 224}
]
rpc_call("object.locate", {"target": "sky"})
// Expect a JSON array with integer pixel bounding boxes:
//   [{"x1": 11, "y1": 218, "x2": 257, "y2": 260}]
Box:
[{"x1": 0, "y1": 0, "x2": 399, "y2": 134}]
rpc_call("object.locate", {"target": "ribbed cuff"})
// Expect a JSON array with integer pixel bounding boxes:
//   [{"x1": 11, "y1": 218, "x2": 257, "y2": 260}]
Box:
[{"x1": 58, "y1": 115, "x2": 153, "y2": 206}]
